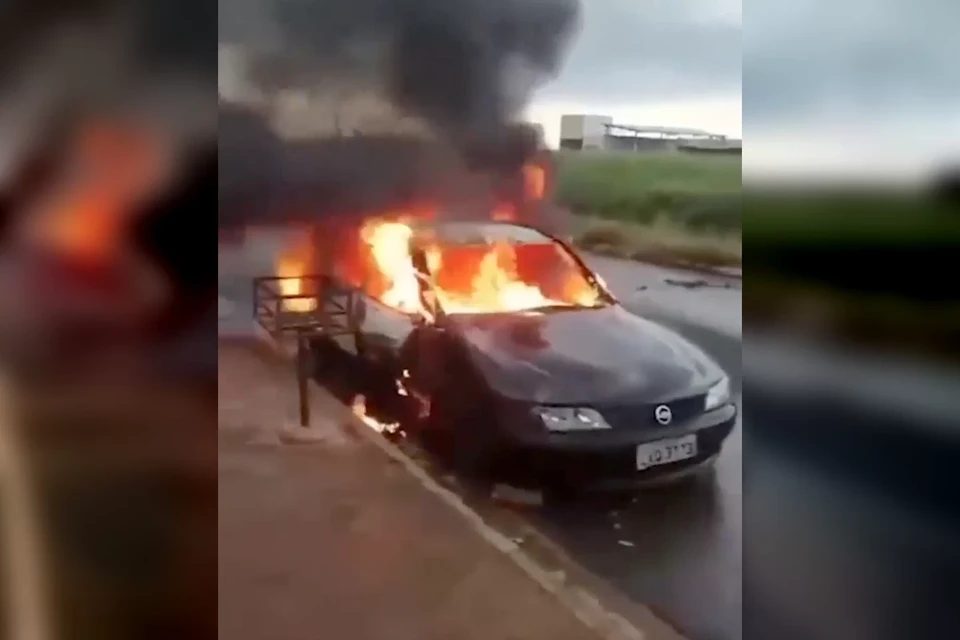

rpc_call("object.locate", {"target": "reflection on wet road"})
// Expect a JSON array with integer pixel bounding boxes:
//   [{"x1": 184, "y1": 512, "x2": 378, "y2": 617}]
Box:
[
  {"x1": 532, "y1": 309, "x2": 742, "y2": 640},
  {"x1": 528, "y1": 258, "x2": 743, "y2": 640}
]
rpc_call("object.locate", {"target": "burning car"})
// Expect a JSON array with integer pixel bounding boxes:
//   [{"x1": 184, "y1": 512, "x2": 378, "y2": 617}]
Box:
[{"x1": 286, "y1": 216, "x2": 735, "y2": 491}]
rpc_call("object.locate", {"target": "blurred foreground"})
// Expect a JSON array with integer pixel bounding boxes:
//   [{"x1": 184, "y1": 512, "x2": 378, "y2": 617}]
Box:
[
  {"x1": 742, "y1": 183, "x2": 960, "y2": 640},
  {"x1": 1, "y1": 377, "x2": 216, "y2": 640},
  {"x1": 0, "y1": 2, "x2": 217, "y2": 638}
]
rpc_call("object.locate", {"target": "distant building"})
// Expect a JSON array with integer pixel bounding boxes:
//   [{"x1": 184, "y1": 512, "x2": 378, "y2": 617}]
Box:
[
  {"x1": 559, "y1": 114, "x2": 741, "y2": 155},
  {"x1": 559, "y1": 115, "x2": 614, "y2": 150}
]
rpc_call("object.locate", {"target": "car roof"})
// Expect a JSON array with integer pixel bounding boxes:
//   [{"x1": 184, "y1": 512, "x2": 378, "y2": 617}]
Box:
[{"x1": 413, "y1": 220, "x2": 556, "y2": 245}]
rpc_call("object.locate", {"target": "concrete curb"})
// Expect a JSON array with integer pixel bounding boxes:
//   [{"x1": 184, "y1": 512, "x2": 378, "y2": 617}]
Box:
[
  {"x1": 349, "y1": 423, "x2": 655, "y2": 640},
  {"x1": 243, "y1": 330, "x2": 685, "y2": 640}
]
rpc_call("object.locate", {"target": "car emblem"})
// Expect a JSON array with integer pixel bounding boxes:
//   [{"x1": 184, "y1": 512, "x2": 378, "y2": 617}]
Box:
[{"x1": 654, "y1": 404, "x2": 672, "y2": 425}]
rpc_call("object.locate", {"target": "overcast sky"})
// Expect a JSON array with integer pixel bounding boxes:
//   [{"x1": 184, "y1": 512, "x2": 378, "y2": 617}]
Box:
[
  {"x1": 527, "y1": 0, "x2": 958, "y2": 177},
  {"x1": 526, "y1": 0, "x2": 742, "y2": 146},
  {"x1": 220, "y1": 0, "x2": 957, "y2": 176},
  {"x1": 744, "y1": 0, "x2": 959, "y2": 177}
]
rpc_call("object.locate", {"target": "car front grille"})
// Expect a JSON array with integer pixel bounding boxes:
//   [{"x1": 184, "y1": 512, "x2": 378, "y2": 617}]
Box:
[{"x1": 597, "y1": 394, "x2": 706, "y2": 429}]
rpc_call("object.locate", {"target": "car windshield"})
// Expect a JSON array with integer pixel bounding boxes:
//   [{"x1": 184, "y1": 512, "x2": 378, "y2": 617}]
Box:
[{"x1": 417, "y1": 222, "x2": 609, "y2": 315}]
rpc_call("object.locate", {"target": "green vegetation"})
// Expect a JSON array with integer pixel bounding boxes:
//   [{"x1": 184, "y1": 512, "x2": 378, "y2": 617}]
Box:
[
  {"x1": 744, "y1": 190, "x2": 959, "y2": 359},
  {"x1": 553, "y1": 150, "x2": 742, "y2": 269},
  {"x1": 743, "y1": 190, "x2": 960, "y2": 243},
  {"x1": 552, "y1": 150, "x2": 960, "y2": 357},
  {"x1": 554, "y1": 150, "x2": 742, "y2": 232},
  {"x1": 744, "y1": 190, "x2": 960, "y2": 296},
  {"x1": 572, "y1": 216, "x2": 741, "y2": 270}
]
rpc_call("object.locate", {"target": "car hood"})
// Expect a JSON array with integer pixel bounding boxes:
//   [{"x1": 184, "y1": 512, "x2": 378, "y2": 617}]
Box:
[{"x1": 447, "y1": 305, "x2": 724, "y2": 405}]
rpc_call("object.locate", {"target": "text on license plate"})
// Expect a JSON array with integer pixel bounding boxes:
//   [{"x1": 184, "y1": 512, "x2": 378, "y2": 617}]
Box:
[{"x1": 636, "y1": 434, "x2": 697, "y2": 471}]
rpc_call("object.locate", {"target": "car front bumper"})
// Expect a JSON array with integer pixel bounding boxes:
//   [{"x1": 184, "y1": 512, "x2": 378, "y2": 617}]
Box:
[{"x1": 499, "y1": 403, "x2": 737, "y2": 489}]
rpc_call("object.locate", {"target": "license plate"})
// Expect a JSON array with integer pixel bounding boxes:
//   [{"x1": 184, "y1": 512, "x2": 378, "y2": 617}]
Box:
[{"x1": 636, "y1": 434, "x2": 698, "y2": 471}]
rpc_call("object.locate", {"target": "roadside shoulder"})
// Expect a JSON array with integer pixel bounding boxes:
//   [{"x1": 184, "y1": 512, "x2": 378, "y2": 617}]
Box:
[{"x1": 220, "y1": 339, "x2": 686, "y2": 640}]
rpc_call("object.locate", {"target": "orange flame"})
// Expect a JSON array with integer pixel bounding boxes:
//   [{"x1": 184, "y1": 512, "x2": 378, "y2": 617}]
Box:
[
  {"x1": 523, "y1": 163, "x2": 546, "y2": 201},
  {"x1": 273, "y1": 206, "x2": 599, "y2": 318},
  {"x1": 276, "y1": 230, "x2": 318, "y2": 312},
  {"x1": 360, "y1": 220, "x2": 421, "y2": 314},
  {"x1": 28, "y1": 123, "x2": 170, "y2": 264},
  {"x1": 351, "y1": 395, "x2": 400, "y2": 434},
  {"x1": 492, "y1": 202, "x2": 515, "y2": 222},
  {"x1": 355, "y1": 215, "x2": 599, "y2": 317}
]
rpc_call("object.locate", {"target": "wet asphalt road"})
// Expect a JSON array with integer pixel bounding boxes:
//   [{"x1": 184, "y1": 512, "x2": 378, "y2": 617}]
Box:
[
  {"x1": 532, "y1": 307, "x2": 742, "y2": 640},
  {"x1": 218, "y1": 237, "x2": 743, "y2": 640},
  {"x1": 527, "y1": 256, "x2": 743, "y2": 640},
  {"x1": 510, "y1": 258, "x2": 743, "y2": 640}
]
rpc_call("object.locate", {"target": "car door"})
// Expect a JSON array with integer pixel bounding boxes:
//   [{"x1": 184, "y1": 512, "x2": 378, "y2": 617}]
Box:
[
  {"x1": 352, "y1": 293, "x2": 418, "y2": 367},
  {"x1": 349, "y1": 246, "x2": 438, "y2": 368},
  {"x1": 395, "y1": 250, "x2": 450, "y2": 404}
]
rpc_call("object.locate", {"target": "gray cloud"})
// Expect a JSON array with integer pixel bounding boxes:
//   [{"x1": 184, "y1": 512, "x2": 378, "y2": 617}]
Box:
[
  {"x1": 744, "y1": 0, "x2": 960, "y2": 126},
  {"x1": 538, "y1": 0, "x2": 741, "y2": 104},
  {"x1": 220, "y1": 0, "x2": 743, "y2": 109}
]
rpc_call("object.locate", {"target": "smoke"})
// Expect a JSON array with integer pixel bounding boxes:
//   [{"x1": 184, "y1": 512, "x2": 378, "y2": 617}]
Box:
[
  {"x1": 235, "y1": 0, "x2": 579, "y2": 135},
  {"x1": 219, "y1": 0, "x2": 581, "y2": 227},
  {"x1": 218, "y1": 104, "x2": 543, "y2": 228},
  {"x1": 0, "y1": 0, "x2": 217, "y2": 205},
  {"x1": 0, "y1": 0, "x2": 579, "y2": 374}
]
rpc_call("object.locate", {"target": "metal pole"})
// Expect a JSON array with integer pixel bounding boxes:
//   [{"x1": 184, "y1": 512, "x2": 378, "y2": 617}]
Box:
[{"x1": 296, "y1": 333, "x2": 310, "y2": 428}]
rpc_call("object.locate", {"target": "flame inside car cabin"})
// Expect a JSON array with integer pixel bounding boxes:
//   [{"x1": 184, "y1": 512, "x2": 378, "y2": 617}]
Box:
[
  {"x1": 362, "y1": 216, "x2": 599, "y2": 316},
  {"x1": 359, "y1": 221, "x2": 422, "y2": 314},
  {"x1": 273, "y1": 210, "x2": 600, "y2": 319},
  {"x1": 270, "y1": 160, "x2": 597, "y2": 318}
]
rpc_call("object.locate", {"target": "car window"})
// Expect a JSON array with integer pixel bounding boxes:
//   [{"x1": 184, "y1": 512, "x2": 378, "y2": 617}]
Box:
[
  {"x1": 418, "y1": 222, "x2": 606, "y2": 313},
  {"x1": 424, "y1": 222, "x2": 555, "y2": 246}
]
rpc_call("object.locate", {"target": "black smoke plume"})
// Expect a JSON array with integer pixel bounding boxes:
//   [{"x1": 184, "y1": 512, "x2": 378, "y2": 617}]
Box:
[
  {"x1": 270, "y1": 0, "x2": 578, "y2": 140},
  {"x1": 0, "y1": 0, "x2": 580, "y2": 374},
  {"x1": 218, "y1": 104, "x2": 543, "y2": 228},
  {"x1": 218, "y1": 0, "x2": 581, "y2": 227}
]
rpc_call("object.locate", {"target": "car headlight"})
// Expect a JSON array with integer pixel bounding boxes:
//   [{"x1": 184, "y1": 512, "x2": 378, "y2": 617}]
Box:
[
  {"x1": 535, "y1": 407, "x2": 611, "y2": 432},
  {"x1": 704, "y1": 376, "x2": 731, "y2": 411}
]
